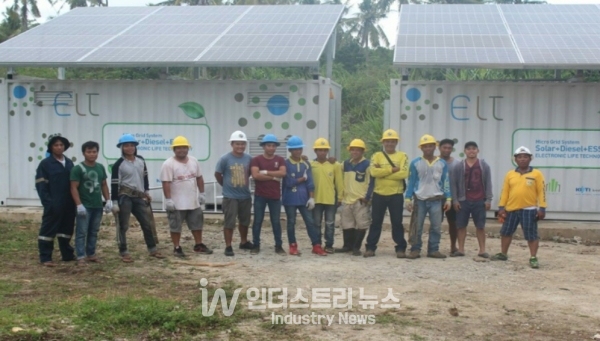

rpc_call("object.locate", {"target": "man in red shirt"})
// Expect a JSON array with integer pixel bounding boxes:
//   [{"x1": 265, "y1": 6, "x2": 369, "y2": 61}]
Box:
[
  {"x1": 250, "y1": 134, "x2": 287, "y2": 255},
  {"x1": 450, "y1": 141, "x2": 493, "y2": 258}
]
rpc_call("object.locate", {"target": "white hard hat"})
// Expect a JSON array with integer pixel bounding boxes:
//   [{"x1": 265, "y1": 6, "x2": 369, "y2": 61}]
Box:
[
  {"x1": 514, "y1": 146, "x2": 532, "y2": 156},
  {"x1": 229, "y1": 130, "x2": 248, "y2": 142}
]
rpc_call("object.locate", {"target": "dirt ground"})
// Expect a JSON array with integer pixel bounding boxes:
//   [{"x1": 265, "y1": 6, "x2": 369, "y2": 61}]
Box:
[{"x1": 8, "y1": 215, "x2": 600, "y2": 340}]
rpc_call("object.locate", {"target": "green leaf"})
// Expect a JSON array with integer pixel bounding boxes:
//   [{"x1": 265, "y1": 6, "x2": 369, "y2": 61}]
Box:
[{"x1": 178, "y1": 102, "x2": 205, "y2": 119}]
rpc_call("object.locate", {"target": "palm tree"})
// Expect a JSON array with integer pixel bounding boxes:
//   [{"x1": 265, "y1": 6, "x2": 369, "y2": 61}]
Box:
[
  {"x1": 8, "y1": 0, "x2": 45, "y2": 31},
  {"x1": 346, "y1": 0, "x2": 393, "y2": 48},
  {"x1": 0, "y1": 8, "x2": 21, "y2": 42}
]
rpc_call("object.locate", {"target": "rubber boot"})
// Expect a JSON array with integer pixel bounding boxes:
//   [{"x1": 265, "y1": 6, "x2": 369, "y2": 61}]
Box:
[
  {"x1": 334, "y1": 229, "x2": 355, "y2": 253},
  {"x1": 352, "y1": 229, "x2": 367, "y2": 256}
]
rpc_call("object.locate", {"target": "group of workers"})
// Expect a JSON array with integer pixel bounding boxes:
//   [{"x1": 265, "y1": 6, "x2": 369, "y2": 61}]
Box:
[{"x1": 34, "y1": 129, "x2": 547, "y2": 269}]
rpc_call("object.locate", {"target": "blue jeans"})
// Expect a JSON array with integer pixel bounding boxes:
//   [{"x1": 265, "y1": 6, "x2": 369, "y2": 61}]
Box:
[
  {"x1": 313, "y1": 204, "x2": 336, "y2": 247},
  {"x1": 284, "y1": 205, "x2": 321, "y2": 246},
  {"x1": 252, "y1": 196, "x2": 283, "y2": 248},
  {"x1": 75, "y1": 208, "x2": 103, "y2": 260},
  {"x1": 411, "y1": 199, "x2": 443, "y2": 253}
]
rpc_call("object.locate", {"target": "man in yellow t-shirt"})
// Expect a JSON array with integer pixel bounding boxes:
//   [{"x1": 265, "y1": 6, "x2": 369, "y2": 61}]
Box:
[
  {"x1": 364, "y1": 129, "x2": 409, "y2": 258},
  {"x1": 311, "y1": 138, "x2": 344, "y2": 253},
  {"x1": 492, "y1": 146, "x2": 547, "y2": 269}
]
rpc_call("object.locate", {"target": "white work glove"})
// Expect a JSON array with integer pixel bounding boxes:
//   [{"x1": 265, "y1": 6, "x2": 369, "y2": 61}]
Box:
[
  {"x1": 306, "y1": 198, "x2": 315, "y2": 210},
  {"x1": 404, "y1": 200, "x2": 414, "y2": 212},
  {"x1": 165, "y1": 199, "x2": 176, "y2": 212},
  {"x1": 104, "y1": 200, "x2": 113, "y2": 214},
  {"x1": 77, "y1": 204, "x2": 87, "y2": 217},
  {"x1": 145, "y1": 191, "x2": 152, "y2": 202},
  {"x1": 198, "y1": 192, "x2": 206, "y2": 206},
  {"x1": 111, "y1": 201, "x2": 120, "y2": 214},
  {"x1": 259, "y1": 170, "x2": 268, "y2": 175}
]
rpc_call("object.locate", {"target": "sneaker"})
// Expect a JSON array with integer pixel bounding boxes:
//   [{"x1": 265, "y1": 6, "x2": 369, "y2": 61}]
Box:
[
  {"x1": 324, "y1": 246, "x2": 334, "y2": 254},
  {"x1": 275, "y1": 246, "x2": 286, "y2": 256},
  {"x1": 407, "y1": 250, "x2": 421, "y2": 259},
  {"x1": 193, "y1": 243, "x2": 213, "y2": 254},
  {"x1": 491, "y1": 253, "x2": 508, "y2": 261},
  {"x1": 251, "y1": 246, "x2": 260, "y2": 255},
  {"x1": 224, "y1": 246, "x2": 235, "y2": 257},
  {"x1": 289, "y1": 243, "x2": 300, "y2": 256},
  {"x1": 396, "y1": 250, "x2": 406, "y2": 258},
  {"x1": 312, "y1": 245, "x2": 328, "y2": 256},
  {"x1": 363, "y1": 250, "x2": 375, "y2": 258},
  {"x1": 239, "y1": 242, "x2": 254, "y2": 250},
  {"x1": 529, "y1": 256, "x2": 539, "y2": 269},
  {"x1": 427, "y1": 251, "x2": 447, "y2": 259},
  {"x1": 173, "y1": 246, "x2": 186, "y2": 258}
]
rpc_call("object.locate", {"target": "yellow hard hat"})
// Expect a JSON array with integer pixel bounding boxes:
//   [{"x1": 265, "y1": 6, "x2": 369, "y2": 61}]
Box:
[
  {"x1": 171, "y1": 136, "x2": 191, "y2": 149},
  {"x1": 313, "y1": 137, "x2": 331, "y2": 150},
  {"x1": 418, "y1": 134, "x2": 438, "y2": 147},
  {"x1": 347, "y1": 139, "x2": 367, "y2": 151},
  {"x1": 380, "y1": 129, "x2": 400, "y2": 142}
]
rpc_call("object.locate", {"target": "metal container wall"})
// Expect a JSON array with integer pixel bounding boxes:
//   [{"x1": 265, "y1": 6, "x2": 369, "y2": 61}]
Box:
[
  {"x1": 389, "y1": 81, "x2": 600, "y2": 220},
  {"x1": 0, "y1": 78, "x2": 341, "y2": 206}
]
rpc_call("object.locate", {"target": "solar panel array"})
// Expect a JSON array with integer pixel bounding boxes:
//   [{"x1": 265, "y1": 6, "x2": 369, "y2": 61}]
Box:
[
  {"x1": 0, "y1": 5, "x2": 344, "y2": 67},
  {"x1": 394, "y1": 4, "x2": 600, "y2": 68}
]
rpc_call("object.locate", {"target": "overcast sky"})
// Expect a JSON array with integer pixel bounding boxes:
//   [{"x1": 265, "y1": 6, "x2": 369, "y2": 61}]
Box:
[{"x1": 5, "y1": 0, "x2": 600, "y2": 47}]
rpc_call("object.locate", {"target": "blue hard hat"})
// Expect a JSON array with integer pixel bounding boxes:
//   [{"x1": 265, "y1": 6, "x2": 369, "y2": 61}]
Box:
[
  {"x1": 117, "y1": 134, "x2": 139, "y2": 148},
  {"x1": 260, "y1": 134, "x2": 280, "y2": 146},
  {"x1": 287, "y1": 136, "x2": 304, "y2": 150}
]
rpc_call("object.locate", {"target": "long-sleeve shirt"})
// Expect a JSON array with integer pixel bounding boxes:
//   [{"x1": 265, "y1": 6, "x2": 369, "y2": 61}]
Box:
[
  {"x1": 405, "y1": 157, "x2": 451, "y2": 201},
  {"x1": 110, "y1": 155, "x2": 149, "y2": 201},
  {"x1": 370, "y1": 151, "x2": 409, "y2": 196},
  {"x1": 498, "y1": 167, "x2": 547, "y2": 212},
  {"x1": 282, "y1": 158, "x2": 314, "y2": 206},
  {"x1": 342, "y1": 158, "x2": 374, "y2": 204},
  {"x1": 450, "y1": 159, "x2": 493, "y2": 204},
  {"x1": 311, "y1": 160, "x2": 344, "y2": 205},
  {"x1": 35, "y1": 156, "x2": 75, "y2": 209}
]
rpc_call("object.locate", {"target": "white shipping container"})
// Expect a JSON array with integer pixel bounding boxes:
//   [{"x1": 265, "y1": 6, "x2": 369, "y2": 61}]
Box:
[
  {"x1": 389, "y1": 81, "x2": 600, "y2": 220},
  {"x1": 0, "y1": 78, "x2": 342, "y2": 207}
]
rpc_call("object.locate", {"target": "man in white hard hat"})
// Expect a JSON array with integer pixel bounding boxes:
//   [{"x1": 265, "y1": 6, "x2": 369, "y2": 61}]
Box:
[
  {"x1": 493, "y1": 146, "x2": 547, "y2": 269},
  {"x1": 161, "y1": 136, "x2": 212, "y2": 258},
  {"x1": 215, "y1": 131, "x2": 254, "y2": 257}
]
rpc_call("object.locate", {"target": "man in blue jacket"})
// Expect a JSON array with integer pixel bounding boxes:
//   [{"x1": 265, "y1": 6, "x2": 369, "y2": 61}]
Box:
[
  {"x1": 35, "y1": 134, "x2": 76, "y2": 266},
  {"x1": 283, "y1": 136, "x2": 327, "y2": 256},
  {"x1": 404, "y1": 134, "x2": 451, "y2": 260}
]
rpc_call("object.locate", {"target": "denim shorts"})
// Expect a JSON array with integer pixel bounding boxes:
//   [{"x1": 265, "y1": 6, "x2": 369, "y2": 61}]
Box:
[
  {"x1": 456, "y1": 200, "x2": 486, "y2": 229},
  {"x1": 500, "y1": 209, "x2": 538, "y2": 241}
]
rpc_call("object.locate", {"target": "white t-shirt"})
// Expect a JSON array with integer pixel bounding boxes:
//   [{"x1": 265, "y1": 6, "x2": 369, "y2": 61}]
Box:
[{"x1": 160, "y1": 156, "x2": 202, "y2": 210}]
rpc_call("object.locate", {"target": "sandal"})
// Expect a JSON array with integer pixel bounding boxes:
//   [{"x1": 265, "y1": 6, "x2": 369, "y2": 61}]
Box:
[
  {"x1": 121, "y1": 255, "x2": 134, "y2": 263},
  {"x1": 149, "y1": 251, "x2": 165, "y2": 259},
  {"x1": 41, "y1": 261, "x2": 57, "y2": 267},
  {"x1": 450, "y1": 251, "x2": 465, "y2": 257},
  {"x1": 77, "y1": 259, "x2": 87, "y2": 266},
  {"x1": 86, "y1": 256, "x2": 102, "y2": 263},
  {"x1": 478, "y1": 252, "x2": 490, "y2": 259}
]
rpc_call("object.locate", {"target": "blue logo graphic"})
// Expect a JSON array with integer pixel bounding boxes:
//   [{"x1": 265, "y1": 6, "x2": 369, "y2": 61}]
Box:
[
  {"x1": 267, "y1": 95, "x2": 289, "y2": 116},
  {"x1": 13, "y1": 85, "x2": 27, "y2": 99},
  {"x1": 406, "y1": 88, "x2": 421, "y2": 102}
]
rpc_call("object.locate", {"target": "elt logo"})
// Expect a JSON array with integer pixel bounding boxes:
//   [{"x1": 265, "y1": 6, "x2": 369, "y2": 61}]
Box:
[
  {"x1": 546, "y1": 179, "x2": 561, "y2": 193},
  {"x1": 575, "y1": 187, "x2": 592, "y2": 193}
]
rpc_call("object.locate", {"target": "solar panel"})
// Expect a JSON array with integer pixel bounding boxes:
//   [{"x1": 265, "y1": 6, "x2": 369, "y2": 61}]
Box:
[
  {"x1": 0, "y1": 4, "x2": 344, "y2": 67},
  {"x1": 394, "y1": 4, "x2": 600, "y2": 69}
]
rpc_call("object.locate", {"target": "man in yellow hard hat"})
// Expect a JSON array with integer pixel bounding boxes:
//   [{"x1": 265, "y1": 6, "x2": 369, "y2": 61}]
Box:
[
  {"x1": 160, "y1": 136, "x2": 212, "y2": 258},
  {"x1": 337, "y1": 139, "x2": 373, "y2": 256},
  {"x1": 311, "y1": 138, "x2": 344, "y2": 253},
  {"x1": 404, "y1": 134, "x2": 451, "y2": 260},
  {"x1": 364, "y1": 129, "x2": 409, "y2": 258}
]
